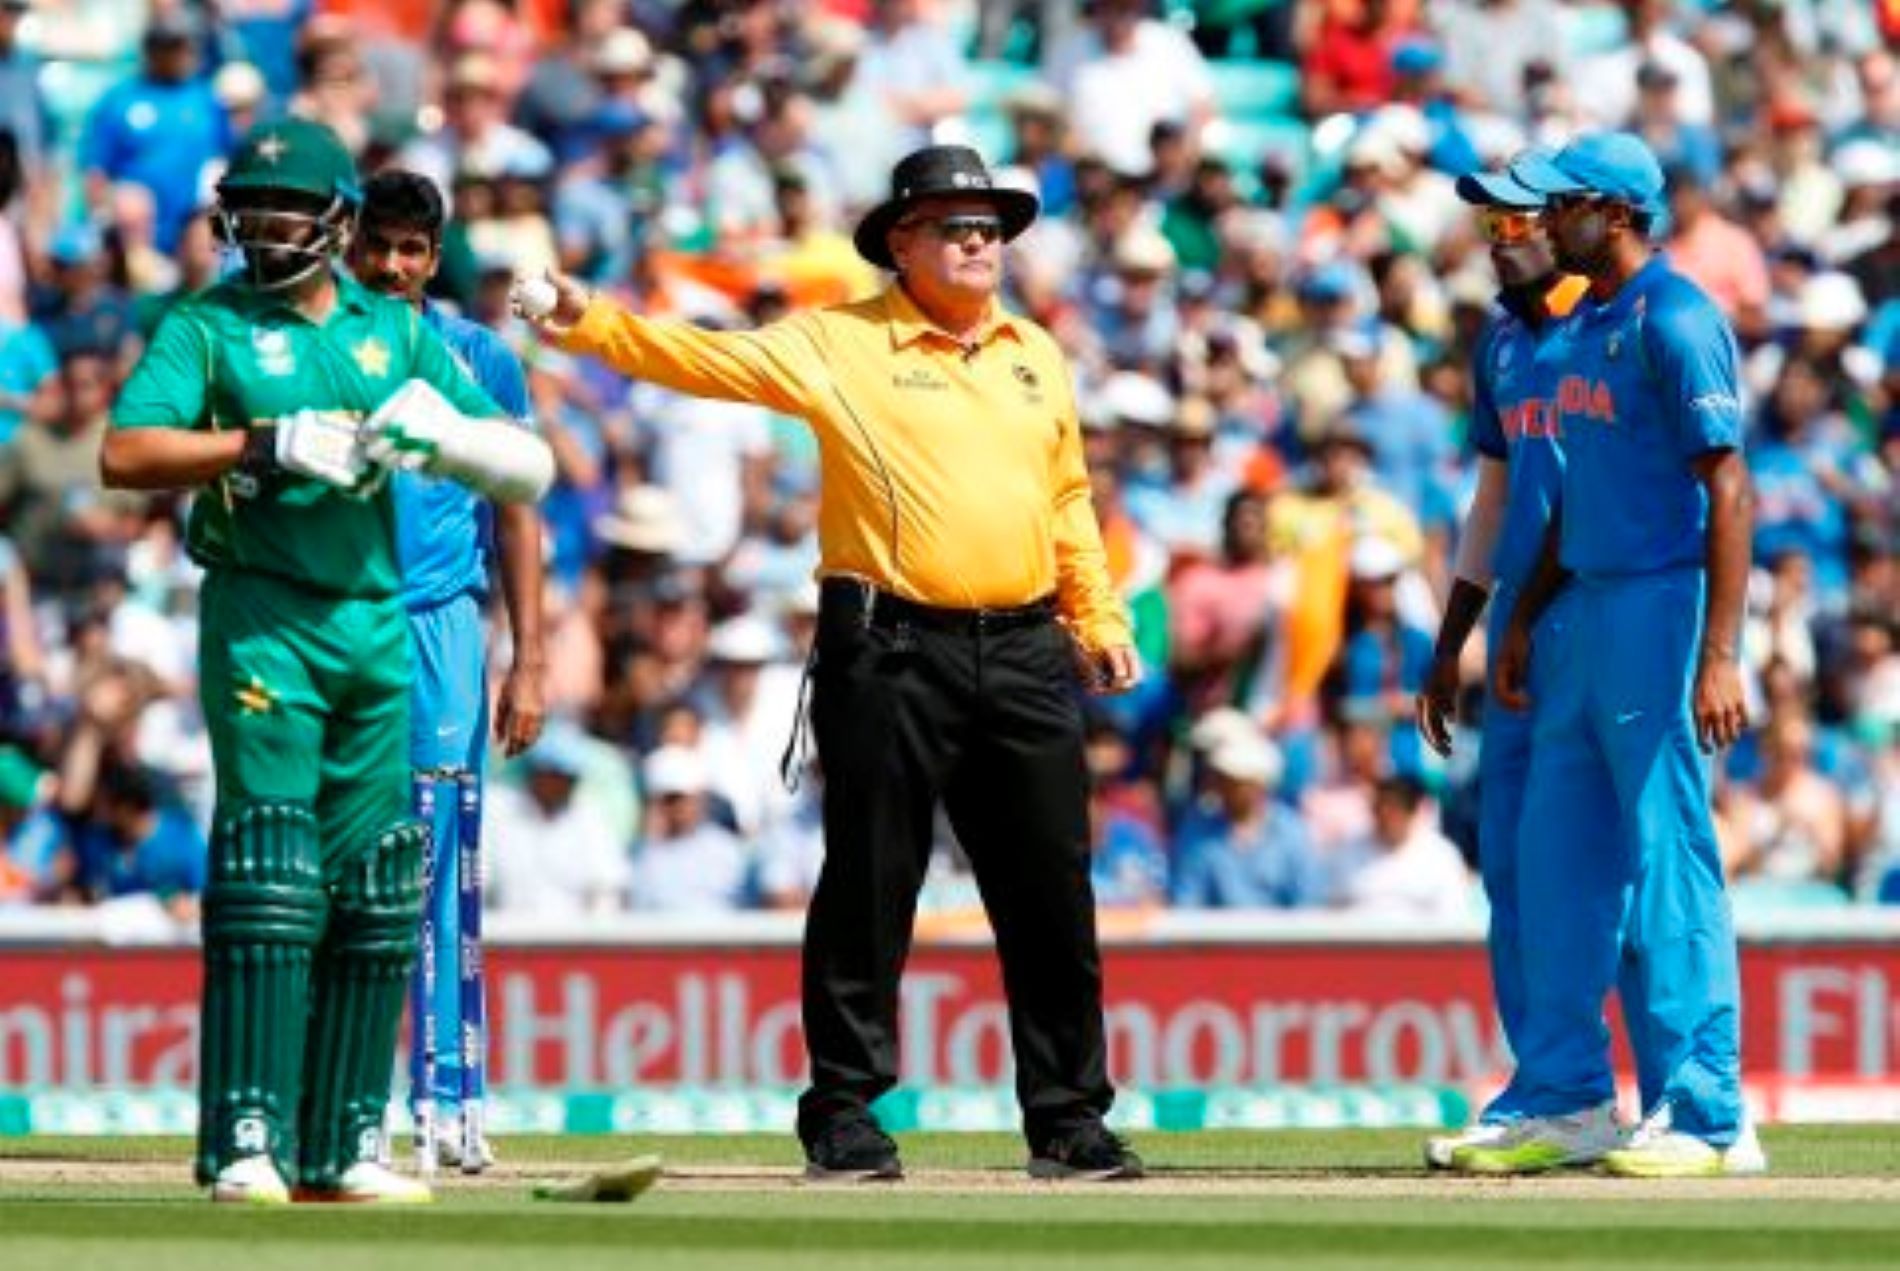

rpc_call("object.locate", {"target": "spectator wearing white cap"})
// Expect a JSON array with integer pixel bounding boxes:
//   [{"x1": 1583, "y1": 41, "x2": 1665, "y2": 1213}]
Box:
[
  {"x1": 694, "y1": 612, "x2": 800, "y2": 836},
  {"x1": 1818, "y1": 140, "x2": 1897, "y2": 267},
  {"x1": 1325, "y1": 535, "x2": 1436, "y2": 779},
  {"x1": 1122, "y1": 394, "x2": 1237, "y2": 562},
  {"x1": 485, "y1": 721, "x2": 631, "y2": 917},
  {"x1": 1171, "y1": 726, "x2": 1323, "y2": 909},
  {"x1": 1089, "y1": 226, "x2": 1181, "y2": 371},
  {"x1": 631, "y1": 744, "x2": 748, "y2": 912},
  {"x1": 211, "y1": 62, "x2": 268, "y2": 145}
]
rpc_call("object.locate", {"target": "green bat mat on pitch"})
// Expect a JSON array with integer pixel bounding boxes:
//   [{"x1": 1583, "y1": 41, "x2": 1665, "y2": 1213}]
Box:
[{"x1": 530, "y1": 1155, "x2": 664, "y2": 1202}]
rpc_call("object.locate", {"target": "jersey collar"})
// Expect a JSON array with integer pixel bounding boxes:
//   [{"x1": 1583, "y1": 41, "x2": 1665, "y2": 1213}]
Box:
[
  {"x1": 1580, "y1": 253, "x2": 1669, "y2": 325},
  {"x1": 883, "y1": 283, "x2": 1023, "y2": 356},
  {"x1": 235, "y1": 268, "x2": 376, "y2": 321}
]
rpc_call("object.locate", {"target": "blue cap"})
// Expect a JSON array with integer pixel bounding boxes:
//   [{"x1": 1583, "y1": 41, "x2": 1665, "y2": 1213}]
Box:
[
  {"x1": 1297, "y1": 260, "x2": 1358, "y2": 303},
  {"x1": 592, "y1": 99, "x2": 651, "y2": 139},
  {"x1": 1391, "y1": 38, "x2": 1444, "y2": 77},
  {"x1": 50, "y1": 223, "x2": 102, "y2": 265},
  {"x1": 525, "y1": 719, "x2": 590, "y2": 778},
  {"x1": 1454, "y1": 146, "x2": 1559, "y2": 209},
  {"x1": 1512, "y1": 131, "x2": 1666, "y2": 221}
]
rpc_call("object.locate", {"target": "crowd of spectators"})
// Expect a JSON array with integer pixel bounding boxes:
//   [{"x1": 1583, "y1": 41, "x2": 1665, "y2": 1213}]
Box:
[{"x1": 0, "y1": 0, "x2": 1895, "y2": 924}]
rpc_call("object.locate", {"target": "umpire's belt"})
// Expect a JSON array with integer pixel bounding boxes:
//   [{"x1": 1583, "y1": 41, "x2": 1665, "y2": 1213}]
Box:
[{"x1": 819, "y1": 578, "x2": 1056, "y2": 635}]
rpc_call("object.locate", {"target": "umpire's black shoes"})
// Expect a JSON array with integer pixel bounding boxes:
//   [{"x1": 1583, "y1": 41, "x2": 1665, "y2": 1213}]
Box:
[
  {"x1": 802, "y1": 1117, "x2": 903, "y2": 1183},
  {"x1": 1028, "y1": 1123, "x2": 1145, "y2": 1181}
]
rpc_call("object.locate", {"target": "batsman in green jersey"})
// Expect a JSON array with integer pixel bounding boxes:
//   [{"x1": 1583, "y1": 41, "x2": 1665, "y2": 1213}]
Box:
[{"x1": 102, "y1": 119, "x2": 554, "y2": 1205}]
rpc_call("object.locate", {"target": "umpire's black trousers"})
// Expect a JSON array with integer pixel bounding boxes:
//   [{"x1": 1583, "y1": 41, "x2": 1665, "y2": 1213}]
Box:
[{"x1": 796, "y1": 580, "x2": 1114, "y2": 1148}]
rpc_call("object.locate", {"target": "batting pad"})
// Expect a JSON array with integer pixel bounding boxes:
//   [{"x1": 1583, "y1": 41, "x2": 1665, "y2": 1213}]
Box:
[
  {"x1": 197, "y1": 802, "x2": 327, "y2": 1186},
  {"x1": 299, "y1": 820, "x2": 427, "y2": 1188}
]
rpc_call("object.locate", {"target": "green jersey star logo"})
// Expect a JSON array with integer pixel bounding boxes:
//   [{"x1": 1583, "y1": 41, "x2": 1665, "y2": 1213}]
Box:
[
  {"x1": 235, "y1": 676, "x2": 277, "y2": 716},
  {"x1": 352, "y1": 338, "x2": 391, "y2": 378}
]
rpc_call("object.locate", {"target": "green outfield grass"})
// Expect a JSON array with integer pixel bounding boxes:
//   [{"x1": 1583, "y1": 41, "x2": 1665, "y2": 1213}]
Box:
[{"x1": 3, "y1": 1128, "x2": 1897, "y2": 1271}]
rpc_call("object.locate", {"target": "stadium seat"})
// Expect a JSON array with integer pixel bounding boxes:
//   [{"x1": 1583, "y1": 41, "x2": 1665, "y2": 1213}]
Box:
[
  {"x1": 1207, "y1": 59, "x2": 1301, "y2": 120},
  {"x1": 1205, "y1": 115, "x2": 1312, "y2": 178},
  {"x1": 955, "y1": 109, "x2": 1015, "y2": 168},
  {"x1": 1559, "y1": 5, "x2": 1630, "y2": 57},
  {"x1": 36, "y1": 57, "x2": 131, "y2": 143},
  {"x1": 963, "y1": 59, "x2": 1040, "y2": 114}
]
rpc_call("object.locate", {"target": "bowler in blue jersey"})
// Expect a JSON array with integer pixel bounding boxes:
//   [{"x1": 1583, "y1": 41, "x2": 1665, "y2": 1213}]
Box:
[
  {"x1": 348, "y1": 169, "x2": 548, "y2": 1170},
  {"x1": 1415, "y1": 149, "x2": 1594, "y2": 1170},
  {"x1": 1470, "y1": 133, "x2": 1760, "y2": 1180}
]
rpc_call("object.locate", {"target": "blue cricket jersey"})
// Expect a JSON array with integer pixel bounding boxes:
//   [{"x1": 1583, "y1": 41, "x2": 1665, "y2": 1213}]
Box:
[
  {"x1": 1467, "y1": 295, "x2": 1576, "y2": 593},
  {"x1": 1551, "y1": 256, "x2": 1744, "y2": 578},
  {"x1": 396, "y1": 305, "x2": 534, "y2": 611}
]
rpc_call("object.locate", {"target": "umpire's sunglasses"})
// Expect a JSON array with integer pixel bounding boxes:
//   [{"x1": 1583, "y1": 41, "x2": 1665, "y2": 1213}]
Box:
[
  {"x1": 1477, "y1": 207, "x2": 1541, "y2": 245},
  {"x1": 901, "y1": 213, "x2": 1006, "y2": 245}
]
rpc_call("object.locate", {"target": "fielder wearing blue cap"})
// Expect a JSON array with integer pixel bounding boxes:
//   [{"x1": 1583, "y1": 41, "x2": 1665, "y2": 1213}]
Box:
[
  {"x1": 1417, "y1": 150, "x2": 1599, "y2": 1170},
  {"x1": 1457, "y1": 131, "x2": 1762, "y2": 1179}
]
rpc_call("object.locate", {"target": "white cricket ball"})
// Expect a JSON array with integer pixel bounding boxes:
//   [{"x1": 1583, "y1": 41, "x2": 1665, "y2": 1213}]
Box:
[{"x1": 515, "y1": 276, "x2": 559, "y2": 320}]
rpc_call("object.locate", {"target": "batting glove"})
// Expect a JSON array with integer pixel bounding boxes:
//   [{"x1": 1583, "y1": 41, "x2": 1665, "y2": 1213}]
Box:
[{"x1": 241, "y1": 410, "x2": 379, "y2": 494}]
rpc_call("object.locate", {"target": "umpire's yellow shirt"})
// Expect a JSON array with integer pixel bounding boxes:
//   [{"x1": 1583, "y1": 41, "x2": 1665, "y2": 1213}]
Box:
[{"x1": 561, "y1": 285, "x2": 1132, "y2": 651}]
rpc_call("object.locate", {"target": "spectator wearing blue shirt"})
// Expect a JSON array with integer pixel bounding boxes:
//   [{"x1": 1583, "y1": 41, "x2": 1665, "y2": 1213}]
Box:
[
  {"x1": 1336, "y1": 318, "x2": 1457, "y2": 516},
  {"x1": 29, "y1": 227, "x2": 140, "y2": 360},
  {"x1": 1749, "y1": 354, "x2": 1880, "y2": 600},
  {"x1": 81, "y1": 14, "x2": 230, "y2": 255},
  {"x1": 1171, "y1": 731, "x2": 1324, "y2": 909},
  {"x1": 74, "y1": 765, "x2": 207, "y2": 913},
  {"x1": 1328, "y1": 537, "x2": 1436, "y2": 778}
]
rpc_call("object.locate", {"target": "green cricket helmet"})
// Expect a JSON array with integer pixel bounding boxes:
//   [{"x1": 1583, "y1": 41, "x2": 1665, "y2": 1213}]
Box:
[{"x1": 214, "y1": 119, "x2": 362, "y2": 290}]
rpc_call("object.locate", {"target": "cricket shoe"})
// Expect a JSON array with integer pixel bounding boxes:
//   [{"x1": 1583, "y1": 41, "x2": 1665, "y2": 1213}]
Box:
[
  {"x1": 802, "y1": 1117, "x2": 903, "y2": 1183},
  {"x1": 1603, "y1": 1108, "x2": 1768, "y2": 1179},
  {"x1": 435, "y1": 1115, "x2": 497, "y2": 1174},
  {"x1": 1027, "y1": 1123, "x2": 1145, "y2": 1182},
  {"x1": 210, "y1": 1155, "x2": 291, "y2": 1205},
  {"x1": 1424, "y1": 1121, "x2": 1515, "y2": 1170},
  {"x1": 297, "y1": 1161, "x2": 436, "y2": 1204},
  {"x1": 1450, "y1": 1101, "x2": 1624, "y2": 1175}
]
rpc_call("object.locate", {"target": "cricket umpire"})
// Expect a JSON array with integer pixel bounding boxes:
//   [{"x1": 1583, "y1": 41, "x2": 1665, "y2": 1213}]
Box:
[
  {"x1": 515, "y1": 145, "x2": 1143, "y2": 1182},
  {"x1": 101, "y1": 119, "x2": 553, "y2": 1203}
]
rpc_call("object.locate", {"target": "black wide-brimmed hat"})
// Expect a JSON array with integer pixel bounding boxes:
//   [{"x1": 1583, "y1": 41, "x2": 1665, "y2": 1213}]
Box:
[{"x1": 853, "y1": 145, "x2": 1040, "y2": 270}]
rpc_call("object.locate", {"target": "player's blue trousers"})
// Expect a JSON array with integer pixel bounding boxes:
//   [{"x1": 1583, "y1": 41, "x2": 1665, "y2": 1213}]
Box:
[
  {"x1": 1511, "y1": 567, "x2": 1742, "y2": 1144},
  {"x1": 408, "y1": 592, "x2": 489, "y2": 1112},
  {"x1": 1474, "y1": 584, "x2": 1538, "y2": 1123}
]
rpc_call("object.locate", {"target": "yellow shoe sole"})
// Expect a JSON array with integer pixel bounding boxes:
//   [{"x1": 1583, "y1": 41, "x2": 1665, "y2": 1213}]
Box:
[{"x1": 1602, "y1": 1150, "x2": 1725, "y2": 1179}]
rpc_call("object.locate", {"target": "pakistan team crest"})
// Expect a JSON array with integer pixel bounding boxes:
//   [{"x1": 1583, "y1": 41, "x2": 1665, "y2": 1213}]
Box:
[{"x1": 252, "y1": 328, "x2": 295, "y2": 377}]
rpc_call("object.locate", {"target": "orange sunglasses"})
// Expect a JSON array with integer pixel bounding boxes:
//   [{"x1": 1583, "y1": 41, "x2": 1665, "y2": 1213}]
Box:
[{"x1": 1477, "y1": 207, "x2": 1541, "y2": 245}]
